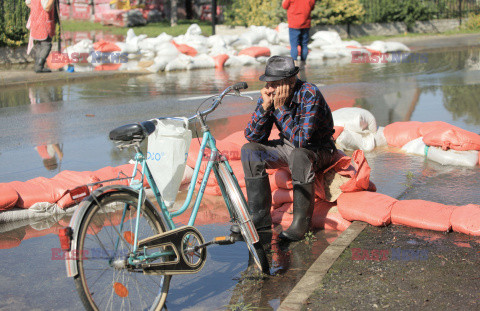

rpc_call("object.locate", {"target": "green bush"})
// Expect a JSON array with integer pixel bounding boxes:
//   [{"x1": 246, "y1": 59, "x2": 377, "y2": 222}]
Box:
[
  {"x1": 312, "y1": 0, "x2": 365, "y2": 26},
  {"x1": 0, "y1": 0, "x2": 29, "y2": 47},
  {"x1": 464, "y1": 12, "x2": 480, "y2": 30},
  {"x1": 361, "y1": 0, "x2": 437, "y2": 29},
  {"x1": 224, "y1": 0, "x2": 285, "y2": 27}
]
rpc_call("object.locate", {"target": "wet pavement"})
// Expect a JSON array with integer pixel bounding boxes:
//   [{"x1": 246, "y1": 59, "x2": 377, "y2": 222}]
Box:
[
  {"x1": 1, "y1": 34, "x2": 480, "y2": 310},
  {"x1": 304, "y1": 225, "x2": 480, "y2": 310}
]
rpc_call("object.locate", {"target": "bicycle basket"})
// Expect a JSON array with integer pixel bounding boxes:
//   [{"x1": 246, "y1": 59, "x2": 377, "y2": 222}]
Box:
[{"x1": 147, "y1": 117, "x2": 192, "y2": 208}]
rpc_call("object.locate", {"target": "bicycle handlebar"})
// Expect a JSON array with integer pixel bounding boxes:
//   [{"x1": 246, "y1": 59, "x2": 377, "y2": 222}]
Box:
[
  {"x1": 110, "y1": 83, "x2": 251, "y2": 146},
  {"x1": 189, "y1": 82, "x2": 249, "y2": 122},
  {"x1": 137, "y1": 83, "x2": 249, "y2": 137}
]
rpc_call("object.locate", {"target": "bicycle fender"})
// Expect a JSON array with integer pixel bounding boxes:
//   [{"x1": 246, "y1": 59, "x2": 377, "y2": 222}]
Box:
[{"x1": 65, "y1": 185, "x2": 168, "y2": 278}]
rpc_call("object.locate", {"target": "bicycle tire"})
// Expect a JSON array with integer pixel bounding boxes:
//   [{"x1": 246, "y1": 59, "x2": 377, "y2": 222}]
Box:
[
  {"x1": 217, "y1": 163, "x2": 270, "y2": 273},
  {"x1": 74, "y1": 190, "x2": 171, "y2": 311}
]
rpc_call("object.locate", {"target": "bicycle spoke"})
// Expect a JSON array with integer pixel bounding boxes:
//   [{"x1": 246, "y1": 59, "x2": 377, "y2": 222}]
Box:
[{"x1": 75, "y1": 192, "x2": 170, "y2": 311}]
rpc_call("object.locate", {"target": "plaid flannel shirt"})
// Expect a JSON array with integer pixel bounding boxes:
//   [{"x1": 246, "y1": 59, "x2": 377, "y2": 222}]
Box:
[{"x1": 245, "y1": 80, "x2": 334, "y2": 149}]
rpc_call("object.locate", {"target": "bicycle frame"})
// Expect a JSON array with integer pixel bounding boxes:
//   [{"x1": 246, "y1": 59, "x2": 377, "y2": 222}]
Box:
[
  {"x1": 124, "y1": 126, "x2": 246, "y2": 261},
  {"x1": 66, "y1": 82, "x2": 258, "y2": 277}
]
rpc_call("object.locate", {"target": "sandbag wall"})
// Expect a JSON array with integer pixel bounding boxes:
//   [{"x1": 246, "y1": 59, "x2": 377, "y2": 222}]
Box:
[
  {"x1": 332, "y1": 108, "x2": 480, "y2": 167},
  {"x1": 48, "y1": 23, "x2": 411, "y2": 72}
]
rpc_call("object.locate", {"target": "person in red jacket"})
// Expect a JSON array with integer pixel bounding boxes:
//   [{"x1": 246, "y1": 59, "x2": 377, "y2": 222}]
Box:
[
  {"x1": 26, "y1": 0, "x2": 56, "y2": 73},
  {"x1": 282, "y1": 0, "x2": 315, "y2": 68}
]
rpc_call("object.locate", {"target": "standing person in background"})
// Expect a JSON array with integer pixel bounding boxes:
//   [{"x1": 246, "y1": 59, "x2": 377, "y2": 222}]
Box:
[
  {"x1": 282, "y1": 0, "x2": 315, "y2": 69},
  {"x1": 26, "y1": 0, "x2": 56, "y2": 73}
]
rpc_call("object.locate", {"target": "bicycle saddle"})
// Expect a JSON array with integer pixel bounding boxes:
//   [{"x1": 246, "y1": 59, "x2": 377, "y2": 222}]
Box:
[{"x1": 109, "y1": 121, "x2": 156, "y2": 142}]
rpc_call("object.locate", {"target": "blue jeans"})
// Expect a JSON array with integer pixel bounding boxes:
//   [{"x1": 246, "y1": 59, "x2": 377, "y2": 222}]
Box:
[{"x1": 289, "y1": 28, "x2": 310, "y2": 61}]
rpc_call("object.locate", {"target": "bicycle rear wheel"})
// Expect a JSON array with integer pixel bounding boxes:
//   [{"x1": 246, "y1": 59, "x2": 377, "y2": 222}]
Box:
[
  {"x1": 217, "y1": 162, "x2": 270, "y2": 273},
  {"x1": 74, "y1": 190, "x2": 171, "y2": 311}
]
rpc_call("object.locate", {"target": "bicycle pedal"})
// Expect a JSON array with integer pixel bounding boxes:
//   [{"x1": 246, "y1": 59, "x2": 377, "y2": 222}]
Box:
[{"x1": 212, "y1": 236, "x2": 236, "y2": 245}]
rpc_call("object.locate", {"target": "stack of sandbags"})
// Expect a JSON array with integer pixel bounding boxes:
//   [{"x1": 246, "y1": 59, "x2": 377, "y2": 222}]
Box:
[
  {"x1": 382, "y1": 121, "x2": 480, "y2": 167},
  {"x1": 0, "y1": 164, "x2": 147, "y2": 212},
  {"x1": 332, "y1": 107, "x2": 384, "y2": 152},
  {"x1": 337, "y1": 190, "x2": 480, "y2": 236}
]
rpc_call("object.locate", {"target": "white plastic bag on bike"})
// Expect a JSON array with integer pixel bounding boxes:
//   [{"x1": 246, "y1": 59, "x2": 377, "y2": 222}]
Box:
[{"x1": 147, "y1": 117, "x2": 192, "y2": 208}]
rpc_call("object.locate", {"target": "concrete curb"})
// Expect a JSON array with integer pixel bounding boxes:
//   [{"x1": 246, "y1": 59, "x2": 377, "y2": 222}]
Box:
[{"x1": 278, "y1": 221, "x2": 368, "y2": 311}]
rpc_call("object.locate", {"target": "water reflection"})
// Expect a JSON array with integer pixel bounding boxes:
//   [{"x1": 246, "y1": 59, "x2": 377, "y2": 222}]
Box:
[
  {"x1": 29, "y1": 86, "x2": 65, "y2": 172},
  {"x1": 0, "y1": 43, "x2": 480, "y2": 310}
]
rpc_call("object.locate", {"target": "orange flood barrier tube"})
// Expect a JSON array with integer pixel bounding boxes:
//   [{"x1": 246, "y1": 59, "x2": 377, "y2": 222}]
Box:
[
  {"x1": 1, "y1": 164, "x2": 145, "y2": 211},
  {"x1": 450, "y1": 204, "x2": 480, "y2": 236},
  {"x1": 337, "y1": 191, "x2": 397, "y2": 227}
]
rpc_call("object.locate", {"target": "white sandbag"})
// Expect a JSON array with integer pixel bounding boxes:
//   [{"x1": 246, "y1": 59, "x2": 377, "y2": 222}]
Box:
[
  {"x1": 155, "y1": 41, "x2": 180, "y2": 59},
  {"x1": 119, "y1": 59, "x2": 140, "y2": 71},
  {"x1": 264, "y1": 27, "x2": 279, "y2": 45},
  {"x1": 374, "y1": 126, "x2": 388, "y2": 147},
  {"x1": 126, "y1": 28, "x2": 137, "y2": 42},
  {"x1": 186, "y1": 23, "x2": 202, "y2": 36},
  {"x1": 239, "y1": 26, "x2": 270, "y2": 46},
  {"x1": 207, "y1": 35, "x2": 228, "y2": 48},
  {"x1": 224, "y1": 54, "x2": 258, "y2": 67},
  {"x1": 307, "y1": 50, "x2": 324, "y2": 61},
  {"x1": 257, "y1": 39, "x2": 270, "y2": 47},
  {"x1": 428, "y1": 147, "x2": 478, "y2": 167},
  {"x1": 268, "y1": 45, "x2": 291, "y2": 56},
  {"x1": 311, "y1": 31, "x2": 342, "y2": 47},
  {"x1": 366, "y1": 41, "x2": 387, "y2": 53},
  {"x1": 322, "y1": 45, "x2": 351, "y2": 58},
  {"x1": 277, "y1": 22, "x2": 290, "y2": 44},
  {"x1": 187, "y1": 54, "x2": 215, "y2": 70},
  {"x1": 114, "y1": 42, "x2": 128, "y2": 54},
  {"x1": 128, "y1": 33, "x2": 147, "y2": 48},
  {"x1": 209, "y1": 44, "x2": 236, "y2": 56},
  {"x1": 175, "y1": 34, "x2": 209, "y2": 55},
  {"x1": 336, "y1": 130, "x2": 376, "y2": 152},
  {"x1": 256, "y1": 56, "x2": 269, "y2": 63},
  {"x1": 342, "y1": 40, "x2": 362, "y2": 48},
  {"x1": 138, "y1": 37, "x2": 160, "y2": 52},
  {"x1": 212, "y1": 34, "x2": 240, "y2": 46},
  {"x1": 384, "y1": 41, "x2": 410, "y2": 52},
  {"x1": 165, "y1": 54, "x2": 193, "y2": 71},
  {"x1": 181, "y1": 165, "x2": 194, "y2": 185},
  {"x1": 139, "y1": 49, "x2": 155, "y2": 60},
  {"x1": 401, "y1": 137, "x2": 427, "y2": 155},
  {"x1": 147, "y1": 56, "x2": 169, "y2": 72},
  {"x1": 229, "y1": 36, "x2": 251, "y2": 50},
  {"x1": 402, "y1": 137, "x2": 479, "y2": 167},
  {"x1": 332, "y1": 107, "x2": 377, "y2": 133},
  {"x1": 64, "y1": 39, "x2": 93, "y2": 59}
]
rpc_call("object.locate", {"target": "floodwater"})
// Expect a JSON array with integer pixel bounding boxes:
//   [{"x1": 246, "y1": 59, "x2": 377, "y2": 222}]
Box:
[{"x1": 1, "y1": 41, "x2": 480, "y2": 310}]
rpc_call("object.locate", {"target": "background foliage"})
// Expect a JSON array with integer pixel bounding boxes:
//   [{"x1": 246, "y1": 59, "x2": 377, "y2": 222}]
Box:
[
  {"x1": 360, "y1": 0, "x2": 437, "y2": 29},
  {"x1": 312, "y1": 0, "x2": 365, "y2": 26},
  {"x1": 0, "y1": 0, "x2": 30, "y2": 47},
  {"x1": 224, "y1": 0, "x2": 285, "y2": 27}
]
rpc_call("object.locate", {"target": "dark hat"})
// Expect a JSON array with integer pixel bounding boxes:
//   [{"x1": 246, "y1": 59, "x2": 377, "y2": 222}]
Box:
[{"x1": 259, "y1": 56, "x2": 300, "y2": 82}]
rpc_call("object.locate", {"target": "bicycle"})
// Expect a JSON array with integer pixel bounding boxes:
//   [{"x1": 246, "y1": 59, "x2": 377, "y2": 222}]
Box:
[{"x1": 60, "y1": 82, "x2": 270, "y2": 310}]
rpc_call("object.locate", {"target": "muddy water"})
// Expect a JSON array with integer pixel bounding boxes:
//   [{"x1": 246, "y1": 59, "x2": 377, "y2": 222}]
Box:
[{"x1": 1, "y1": 44, "x2": 480, "y2": 310}]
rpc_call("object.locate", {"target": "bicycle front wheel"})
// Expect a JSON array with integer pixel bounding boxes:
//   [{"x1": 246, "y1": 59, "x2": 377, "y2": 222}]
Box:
[
  {"x1": 74, "y1": 190, "x2": 171, "y2": 311},
  {"x1": 217, "y1": 162, "x2": 270, "y2": 273}
]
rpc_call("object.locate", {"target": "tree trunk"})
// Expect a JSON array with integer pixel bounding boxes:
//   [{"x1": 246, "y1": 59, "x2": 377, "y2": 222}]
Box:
[
  {"x1": 170, "y1": 0, "x2": 178, "y2": 26},
  {"x1": 185, "y1": 0, "x2": 193, "y2": 19}
]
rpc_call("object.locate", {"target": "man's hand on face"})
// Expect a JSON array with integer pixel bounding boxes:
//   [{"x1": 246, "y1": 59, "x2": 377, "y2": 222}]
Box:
[
  {"x1": 273, "y1": 81, "x2": 292, "y2": 110},
  {"x1": 260, "y1": 87, "x2": 274, "y2": 111},
  {"x1": 261, "y1": 78, "x2": 294, "y2": 111}
]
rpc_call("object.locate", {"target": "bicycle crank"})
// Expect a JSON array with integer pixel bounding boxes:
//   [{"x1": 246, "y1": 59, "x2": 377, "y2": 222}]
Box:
[{"x1": 138, "y1": 226, "x2": 207, "y2": 275}]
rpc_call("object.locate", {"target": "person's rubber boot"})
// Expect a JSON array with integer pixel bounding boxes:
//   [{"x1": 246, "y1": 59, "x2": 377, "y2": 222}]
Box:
[
  {"x1": 230, "y1": 174, "x2": 272, "y2": 234},
  {"x1": 34, "y1": 41, "x2": 52, "y2": 73},
  {"x1": 279, "y1": 182, "x2": 315, "y2": 241}
]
